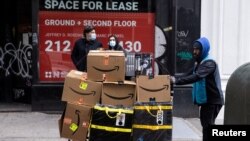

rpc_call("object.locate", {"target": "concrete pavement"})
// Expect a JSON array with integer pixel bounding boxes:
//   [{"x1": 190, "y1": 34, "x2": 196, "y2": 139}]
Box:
[{"x1": 0, "y1": 112, "x2": 207, "y2": 141}]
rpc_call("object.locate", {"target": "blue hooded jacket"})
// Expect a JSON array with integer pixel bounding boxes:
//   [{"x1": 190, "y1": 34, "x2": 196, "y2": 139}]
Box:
[
  {"x1": 192, "y1": 37, "x2": 222, "y2": 105},
  {"x1": 193, "y1": 37, "x2": 211, "y2": 104},
  {"x1": 175, "y1": 37, "x2": 224, "y2": 105},
  {"x1": 195, "y1": 37, "x2": 210, "y2": 61}
]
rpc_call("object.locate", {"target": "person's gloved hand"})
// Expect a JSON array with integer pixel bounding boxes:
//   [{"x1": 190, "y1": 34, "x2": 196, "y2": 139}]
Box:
[{"x1": 170, "y1": 76, "x2": 176, "y2": 84}]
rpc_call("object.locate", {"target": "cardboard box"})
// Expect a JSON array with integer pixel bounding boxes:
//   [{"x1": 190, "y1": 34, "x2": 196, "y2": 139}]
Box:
[
  {"x1": 59, "y1": 103, "x2": 92, "y2": 141},
  {"x1": 62, "y1": 70, "x2": 102, "y2": 106},
  {"x1": 102, "y1": 80, "x2": 136, "y2": 107},
  {"x1": 87, "y1": 50, "x2": 125, "y2": 82},
  {"x1": 136, "y1": 75, "x2": 171, "y2": 102}
]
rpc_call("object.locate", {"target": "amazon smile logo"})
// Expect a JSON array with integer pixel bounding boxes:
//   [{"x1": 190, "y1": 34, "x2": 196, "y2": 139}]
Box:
[
  {"x1": 139, "y1": 85, "x2": 169, "y2": 92},
  {"x1": 92, "y1": 66, "x2": 119, "y2": 72},
  {"x1": 70, "y1": 87, "x2": 96, "y2": 96},
  {"x1": 104, "y1": 92, "x2": 134, "y2": 100}
]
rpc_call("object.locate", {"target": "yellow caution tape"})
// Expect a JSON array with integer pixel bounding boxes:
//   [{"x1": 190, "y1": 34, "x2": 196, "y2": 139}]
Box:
[
  {"x1": 134, "y1": 105, "x2": 172, "y2": 110},
  {"x1": 91, "y1": 124, "x2": 132, "y2": 132},
  {"x1": 133, "y1": 124, "x2": 172, "y2": 130},
  {"x1": 94, "y1": 105, "x2": 134, "y2": 114}
]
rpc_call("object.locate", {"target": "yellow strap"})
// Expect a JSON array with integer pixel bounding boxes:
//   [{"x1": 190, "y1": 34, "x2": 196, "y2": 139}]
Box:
[
  {"x1": 134, "y1": 105, "x2": 172, "y2": 110},
  {"x1": 133, "y1": 124, "x2": 172, "y2": 130},
  {"x1": 91, "y1": 124, "x2": 132, "y2": 132},
  {"x1": 106, "y1": 109, "x2": 121, "y2": 119},
  {"x1": 145, "y1": 106, "x2": 160, "y2": 117},
  {"x1": 94, "y1": 105, "x2": 134, "y2": 114},
  {"x1": 134, "y1": 105, "x2": 171, "y2": 118}
]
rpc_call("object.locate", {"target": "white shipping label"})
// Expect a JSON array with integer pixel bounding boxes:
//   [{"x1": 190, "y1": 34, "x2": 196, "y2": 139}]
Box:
[
  {"x1": 116, "y1": 113, "x2": 126, "y2": 126},
  {"x1": 156, "y1": 110, "x2": 164, "y2": 125}
]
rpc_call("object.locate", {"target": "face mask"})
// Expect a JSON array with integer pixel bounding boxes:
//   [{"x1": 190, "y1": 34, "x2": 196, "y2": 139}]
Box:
[
  {"x1": 109, "y1": 40, "x2": 116, "y2": 47},
  {"x1": 89, "y1": 33, "x2": 96, "y2": 41}
]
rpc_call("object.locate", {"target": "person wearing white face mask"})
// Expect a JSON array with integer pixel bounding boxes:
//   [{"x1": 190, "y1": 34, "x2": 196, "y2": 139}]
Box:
[
  {"x1": 71, "y1": 25, "x2": 103, "y2": 72},
  {"x1": 108, "y1": 34, "x2": 124, "y2": 51},
  {"x1": 108, "y1": 34, "x2": 127, "y2": 59},
  {"x1": 109, "y1": 40, "x2": 116, "y2": 49}
]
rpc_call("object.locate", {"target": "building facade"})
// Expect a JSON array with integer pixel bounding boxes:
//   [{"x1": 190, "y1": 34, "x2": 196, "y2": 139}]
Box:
[{"x1": 5, "y1": 1, "x2": 239, "y2": 120}]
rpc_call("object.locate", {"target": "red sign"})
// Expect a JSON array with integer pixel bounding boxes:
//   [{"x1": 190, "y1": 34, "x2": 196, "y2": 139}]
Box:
[{"x1": 39, "y1": 11, "x2": 155, "y2": 82}]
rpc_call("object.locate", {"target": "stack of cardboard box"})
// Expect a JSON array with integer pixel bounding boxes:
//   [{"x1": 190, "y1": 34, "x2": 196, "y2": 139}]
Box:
[
  {"x1": 59, "y1": 70, "x2": 102, "y2": 141},
  {"x1": 58, "y1": 50, "x2": 172, "y2": 141}
]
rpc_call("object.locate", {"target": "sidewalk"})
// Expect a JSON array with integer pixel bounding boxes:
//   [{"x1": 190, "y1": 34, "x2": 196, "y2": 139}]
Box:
[{"x1": 0, "y1": 112, "x2": 207, "y2": 141}]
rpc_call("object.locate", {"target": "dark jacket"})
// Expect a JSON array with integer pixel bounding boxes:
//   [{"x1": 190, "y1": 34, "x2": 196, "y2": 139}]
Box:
[
  {"x1": 108, "y1": 44, "x2": 123, "y2": 51},
  {"x1": 71, "y1": 38, "x2": 102, "y2": 71},
  {"x1": 175, "y1": 37, "x2": 224, "y2": 105},
  {"x1": 108, "y1": 44, "x2": 127, "y2": 56}
]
